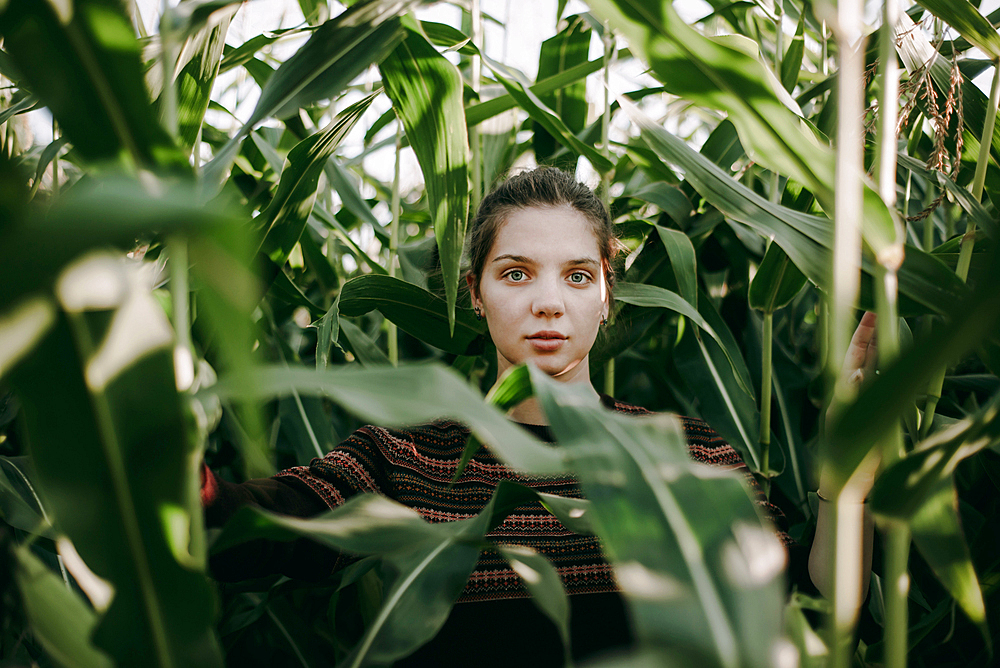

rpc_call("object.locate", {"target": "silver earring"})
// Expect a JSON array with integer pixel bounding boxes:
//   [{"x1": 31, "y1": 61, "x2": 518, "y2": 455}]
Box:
[{"x1": 475, "y1": 307, "x2": 483, "y2": 321}]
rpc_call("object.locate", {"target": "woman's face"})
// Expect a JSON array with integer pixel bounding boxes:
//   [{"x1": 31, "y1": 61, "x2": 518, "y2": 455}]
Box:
[{"x1": 469, "y1": 205, "x2": 609, "y2": 385}]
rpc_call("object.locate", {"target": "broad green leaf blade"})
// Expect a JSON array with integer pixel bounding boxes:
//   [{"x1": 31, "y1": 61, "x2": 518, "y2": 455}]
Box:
[
  {"x1": 204, "y1": 0, "x2": 412, "y2": 183},
  {"x1": 915, "y1": 0, "x2": 1000, "y2": 60},
  {"x1": 205, "y1": 364, "x2": 566, "y2": 473},
  {"x1": 497, "y1": 544, "x2": 571, "y2": 660},
  {"x1": 622, "y1": 96, "x2": 969, "y2": 316},
  {"x1": 315, "y1": 293, "x2": 342, "y2": 372},
  {"x1": 455, "y1": 364, "x2": 535, "y2": 480},
  {"x1": 780, "y1": 9, "x2": 805, "y2": 92},
  {"x1": 339, "y1": 318, "x2": 392, "y2": 366},
  {"x1": 534, "y1": 16, "x2": 590, "y2": 169},
  {"x1": 909, "y1": 481, "x2": 989, "y2": 642},
  {"x1": 338, "y1": 274, "x2": 486, "y2": 355},
  {"x1": 0, "y1": 0, "x2": 184, "y2": 170},
  {"x1": 0, "y1": 456, "x2": 53, "y2": 537},
  {"x1": 163, "y1": 11, "x2": 233, "y2": 156},
  {"x1": 312, "y1": 203, "x2": 389, "y2": 275},
  {"x1": 654, "y1": 226, "x2": 698, "y2": 307},
  {"x1": 591, "y1": 1, "x2": 903, "y2": 259},
  {"x1": 10, "y1": 256, "x2": 222, "y2": 667},
  {"x1": 0, "y1": 94, "x2": 37, "y2": 126},
  {"x1": 826, "y1": 246, "x2": 1000, "y2": 489},
  {"x1": 631, "y1": 183, "x2": 692, "y2": 224},
  {"x1": 529, "y1": 367, "x2": 786, "y2": 668},
  {"x1": 0, "y1": 297, "x2": 56, "y2": 381},
  {"x1": 674, "y1": 297, "x2": 761, "y2": 470},
  {"x1": 258, "y1": 92, "x2": 377, "y2": 267},
  {"x1": 870, "y1": 393, "x2": 1000, "y2": 520},
  {"x1": 379, "y1": 24, "x2": 469, "y2": 334},
  {"x1": 748, "y1": 242, "x2": 807, "y2": 313},
  {"x1": 615, "y1": 282, "x2": 755, "y2": 400},
  {"x1": 14, "y1": 545, "x2": 114, "y2": 668}
]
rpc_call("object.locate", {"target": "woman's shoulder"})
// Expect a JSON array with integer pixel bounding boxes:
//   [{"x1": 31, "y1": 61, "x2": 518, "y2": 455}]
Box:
[{"x1": 599, "y1": 396, "x2": 742, "y2": 467}]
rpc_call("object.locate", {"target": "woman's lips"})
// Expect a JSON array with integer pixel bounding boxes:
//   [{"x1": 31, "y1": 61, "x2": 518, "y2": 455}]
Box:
[{"x1": 527, "y1": 332, "x2": 566, "y2": 352}]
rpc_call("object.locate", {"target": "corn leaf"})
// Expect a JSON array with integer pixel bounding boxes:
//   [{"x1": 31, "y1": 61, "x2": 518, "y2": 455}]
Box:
[
  {"x1": 338, "y1": 274, "x2": 486, "y2": 356},
  {"x1": 0, "y1": 0, "x2": 185, "y2": 170},
  {"x1": 909, "y1": 481, "x2": 989, "y2": 644},
  {"x1": 914, "y1": 0, "x2": 1000, "y2": 60},
  {"x1": 621, "y1": 96, "x2": 969, "y2": 317},
  {"x1": 616, "y1": 282, "x2": 755, "y2": 400},
  {"x1": 9, "y1": 256, "x2": 222, "y2": 667},
  {"x1": 590, "y1": 0, "x2": 903, "y2": 260},
  {"x1": 825, "y1": 246, "x2": 1000, "y2": 489},
  {"x1": 14, "y1": 545, "x2": 114, "y2": 668},
  {"x1": 205, "y1": 364, "x2": 565, "y2": 474},
  {"x1": 379, "y1": 23, "x2": 469, "y2": 335},
  {"x1": 530, "y1": 367, "x2": 785, "y2": 668},
  {"x1": 653, "y1": 226, "x2": 698, "y2": 307},
  {"x1": 748, "y1": 242, "x2": 807, "y2": 313},
  {"x1": 780, "y1": 9, "x2": 805, "y2": 93},
  {"x1": 258, "y1": 92, "x2": 377, "y2": 267},
  {"x1": 534, "y1": 16, "x2": 590, "y2": 169},
  {"x1": 338, "y1": 319, "x2": 392, "y2": 366},
  {"x1": 204, "y1": 0, "x2": 412, "y2": 183}
]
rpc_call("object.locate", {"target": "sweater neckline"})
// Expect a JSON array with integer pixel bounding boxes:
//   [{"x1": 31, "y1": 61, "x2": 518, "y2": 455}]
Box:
[{"x1": 510, "y1": 394, "x2": 619, "y2": 444}]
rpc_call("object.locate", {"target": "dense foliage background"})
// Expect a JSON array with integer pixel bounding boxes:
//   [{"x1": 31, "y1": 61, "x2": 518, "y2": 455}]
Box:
[{"x1": 1, "y1": 0, "x2": 999, "y2": 666}]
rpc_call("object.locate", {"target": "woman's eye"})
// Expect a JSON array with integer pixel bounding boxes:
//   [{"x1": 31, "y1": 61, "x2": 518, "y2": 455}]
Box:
[
  {"x1": 507, "y1": 270, "x2": 525, "y2": 282},
  {"x1": 569, "y1": 272, "x2": 590, "y2": 284}
]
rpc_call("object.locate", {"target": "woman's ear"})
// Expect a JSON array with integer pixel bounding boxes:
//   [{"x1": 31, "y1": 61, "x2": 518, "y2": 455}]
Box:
[{"x1": 466, "y1": 274, "x2": 479, "y2": 308}]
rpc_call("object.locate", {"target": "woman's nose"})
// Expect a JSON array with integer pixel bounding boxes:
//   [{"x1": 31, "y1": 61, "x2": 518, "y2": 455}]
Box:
[{"x1": 531, "y1": 278, "x2": 564, "y2": 317}]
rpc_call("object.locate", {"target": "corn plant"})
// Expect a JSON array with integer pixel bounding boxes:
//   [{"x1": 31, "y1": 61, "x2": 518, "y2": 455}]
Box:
[{"x1": 1, "y1": 0, "x2": 999, "y2": 666}]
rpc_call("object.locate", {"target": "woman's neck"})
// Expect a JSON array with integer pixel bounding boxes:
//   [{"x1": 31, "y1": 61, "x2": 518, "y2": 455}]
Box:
[{"x1": 507, "y1": 387, "x2": 602, "y2": 426}]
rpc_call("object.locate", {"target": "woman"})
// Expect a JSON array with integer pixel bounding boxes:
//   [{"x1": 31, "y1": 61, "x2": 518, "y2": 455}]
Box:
[{"x1": 204, "y1": 167, "x2": 869, "y2": 664}]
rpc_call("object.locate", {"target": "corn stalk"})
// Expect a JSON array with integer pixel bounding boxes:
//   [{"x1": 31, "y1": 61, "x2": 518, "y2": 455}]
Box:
[{"x1": 827, "y1": 0, "x2": 867, "y2": 664}]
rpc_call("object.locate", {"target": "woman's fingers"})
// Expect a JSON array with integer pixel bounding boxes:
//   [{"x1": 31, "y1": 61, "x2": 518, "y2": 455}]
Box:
[{"x1": 844, "y1": 311, "x2": 878, "y2": 382}]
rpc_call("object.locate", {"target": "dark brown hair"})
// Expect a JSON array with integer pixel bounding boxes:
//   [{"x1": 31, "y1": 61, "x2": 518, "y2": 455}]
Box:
[{"x1": 466, "y1": 167, "x2": 622, "y2": 298}]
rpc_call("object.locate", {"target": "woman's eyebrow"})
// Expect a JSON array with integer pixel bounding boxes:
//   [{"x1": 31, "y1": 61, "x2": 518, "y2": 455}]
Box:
[
  {"x1": 491, "y1": 254, "x2": 533, "y2": 264},
  {"x1": 567, "y1": 257, "x2": 600, "y2": 267}
]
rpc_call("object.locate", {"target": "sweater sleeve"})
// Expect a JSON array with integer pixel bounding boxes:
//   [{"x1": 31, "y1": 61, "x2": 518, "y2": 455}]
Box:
[
  {"x1": 678, "y1": 416, "x2": 794, "y2": 547},
  {"x1": 202, "y1": 426, "x2": 392, "y2": 581}
]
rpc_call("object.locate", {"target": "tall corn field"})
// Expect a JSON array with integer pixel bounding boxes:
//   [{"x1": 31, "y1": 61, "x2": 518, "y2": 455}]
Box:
[{"x1": 0, "y1": 0, "x2": 998, "y2": 666}]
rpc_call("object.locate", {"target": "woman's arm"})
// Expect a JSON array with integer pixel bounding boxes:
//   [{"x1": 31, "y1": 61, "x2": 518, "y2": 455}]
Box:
[{"x1": 808, "y1": 312, "x2": 878, "y2": 601}]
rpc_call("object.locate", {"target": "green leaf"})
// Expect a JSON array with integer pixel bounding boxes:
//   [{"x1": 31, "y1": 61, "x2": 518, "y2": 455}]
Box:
[
  {"x1": 14, "y1": 545, "x2": 114, "y2": 668},
  {"x1": 258, "y1": 92, "x2": 377, "y2": 267},
  {"x1": 9, "y1": 256, "x2": 222, "y2": 667},
  {"x1": 204, "y1": 0, "x2": 412, "y2": 183},
  {"x1": 379, "y1": 23, "x2": 469, "y2": 334},
  {"x1": 826, "y1": 246, "x2": 1000, "y2": 489},
  {"x1": 630, "y1": 183, "x2": 692, "y2": 224},
  {"x1": 622, "y1": 96, "x2": 969, "y2": 316},
  {"x1": 315, "y1": 293, "x2": 342, "y2": 371},
  {"x1": 529, "y1": 367, "x2": 786, "y2": 668},
  {"x1": 496, "y1": 544, "x2": 571, "y2": 660},
  {"x1": 205, "y1": 364, "x2": 566, "y2": 474},
  {"x1": 909, "y1": 481, "x2": 989, "y2": 643},
  {"x1": 915, "y1": 0, "x2": 1000, "y2": 60},
  {"x1": 0, "y1": 94, "x2": 37, "y2": 126},
  {"x1": 339, "y1": 318, "x2": 392, "y2": 366},
  {"x1": 870, "y1": 393, "x2": 1000, "y2": 521},
  {"x1": 213, "y1": 480, "x2": 568, "y2": 666},
  {"x1": 0, "y1": 456, "x2": 53, "y2": 537},
  {"x1": 653, "y1": 226, "x2": 698, "y2": 307},
  {"x1": 780, "y1": 9, "x2": 805, "y2": 93},
  {"x1": 615, "y1": 282, "x2": 755, "y2": 400},
  {"x1": 0, "y1": 0, "x2": 185, "y2": 169},
  {"x1": 338, "y1": 274, "x2": 486, "y2": 356},
  {"x1": 590, "y1": 1, "x2": 903, "y2": 259},
  {"x1": 534, "y1": 16, "x2": 590, "y2": 168},
  {"x1": 163, "y1": 12, "x2": 233, "y2": 156},
  {"x1": 748, "y1": 242, "x2": 807, "y2": 313},
  {"x1": 674, "y1": 292, "x2": 761, "y2": 470}
]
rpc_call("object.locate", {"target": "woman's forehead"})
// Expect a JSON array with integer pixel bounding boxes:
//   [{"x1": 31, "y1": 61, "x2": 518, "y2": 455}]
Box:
[{"x1": 488, "y1": 205, "x2": 600, "y2": 259}]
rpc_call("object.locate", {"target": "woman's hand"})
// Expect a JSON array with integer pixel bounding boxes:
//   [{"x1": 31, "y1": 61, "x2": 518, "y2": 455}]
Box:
[{"x1": 810, "y1": 312, "x2": 879, "y2": 602}]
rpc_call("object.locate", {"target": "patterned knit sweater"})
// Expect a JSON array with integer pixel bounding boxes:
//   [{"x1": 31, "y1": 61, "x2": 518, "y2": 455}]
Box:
[{"x1": 203, "y1": 396, "x2": 790, "y2": 605}]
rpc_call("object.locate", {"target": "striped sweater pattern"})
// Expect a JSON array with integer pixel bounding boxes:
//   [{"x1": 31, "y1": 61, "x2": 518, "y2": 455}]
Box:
[{"x1": 271, "y1": 399, "x2": 790, "y2": 603}]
